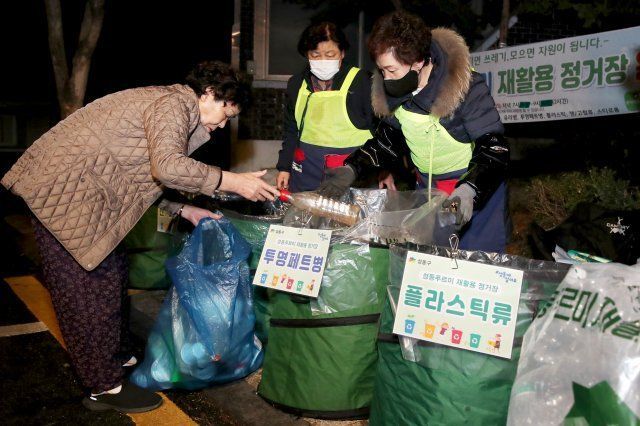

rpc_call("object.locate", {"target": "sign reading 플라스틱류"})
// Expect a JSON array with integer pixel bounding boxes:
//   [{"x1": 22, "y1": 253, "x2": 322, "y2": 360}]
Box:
[
  {"x1": 393, "y1": 251, "x2": 524, "y2": 359},
  {"x1": 252, "y1": 225, "x2": 331, "y2": 298},
  {"x1": 470, "y1": 26, "x2": 640, "y2": 123}
]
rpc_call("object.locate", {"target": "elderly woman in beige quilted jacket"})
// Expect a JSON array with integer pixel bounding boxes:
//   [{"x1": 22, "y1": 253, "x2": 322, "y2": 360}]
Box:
[{"x1": 1, "y1": 61, "x2": 278, "y2": 412}]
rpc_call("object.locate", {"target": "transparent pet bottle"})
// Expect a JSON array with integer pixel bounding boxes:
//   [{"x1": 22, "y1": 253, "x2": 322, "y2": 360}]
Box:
[{"x1": 279, "y1": 189, "x2": 361, "y2": 226}]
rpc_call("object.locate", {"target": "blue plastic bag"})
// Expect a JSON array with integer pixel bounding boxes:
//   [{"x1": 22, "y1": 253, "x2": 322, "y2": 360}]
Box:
[{"x1": 131, "y1": 218, "x2": 263, "y2": 390}]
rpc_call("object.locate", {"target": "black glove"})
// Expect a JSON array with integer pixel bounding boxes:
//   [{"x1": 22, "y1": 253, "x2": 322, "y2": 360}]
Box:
[
  {"x1": 344, "y1": 121, "x2": 406, "y2": 178},
  {"x1": 317, "y1": 165, "x2": 356, "y2": 199},
  {"x1": 457, "y1": 133, "x2": 509, "y2": 209}
]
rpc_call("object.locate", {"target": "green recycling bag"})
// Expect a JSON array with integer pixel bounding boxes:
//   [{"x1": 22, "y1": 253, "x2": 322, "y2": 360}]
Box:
[
  {"x1": 123, "y1": 206, "x2": 174, "y2": 289},
  {"x1": 258, "y1": 244, "x2": 389, "y2": 419},
  {"x1": 369, "y1": 245, "x2": 569, "y2": 426}
]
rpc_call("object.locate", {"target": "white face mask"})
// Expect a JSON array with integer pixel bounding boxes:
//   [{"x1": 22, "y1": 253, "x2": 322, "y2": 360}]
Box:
[{"x1": 309, "y1": 59, "x2": 340, "y2": 81}]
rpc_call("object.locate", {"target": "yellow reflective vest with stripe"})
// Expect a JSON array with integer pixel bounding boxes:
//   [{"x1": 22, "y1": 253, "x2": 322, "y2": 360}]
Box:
[
  {"x1": 394, "y1": 105, "x2": 472, "y2": 176},
  {"x1": 294, "y1": 67, "x2": 372, "y2": 148}
]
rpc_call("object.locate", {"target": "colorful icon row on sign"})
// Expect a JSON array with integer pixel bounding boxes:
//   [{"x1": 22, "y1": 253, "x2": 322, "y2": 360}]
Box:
[
  {"x1": 403, "y1": 319, "x2": 502, "y2": 352},
  {"x1": 259, "y1": 272, "x2": 316, "y2": 293}
]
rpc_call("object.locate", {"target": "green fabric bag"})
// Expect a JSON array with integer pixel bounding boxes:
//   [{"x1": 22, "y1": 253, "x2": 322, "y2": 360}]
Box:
[
  {"x1": 227, "y1": 214, "x2": 271, "y2": 270},
  {"x1": 369, "y1": 246, "x2": 568, "y2": 426},
  {"x1": 258, "y1": 245, "x2": 389, "y2": 419},
  {"x1": 227, "y1": 211, "x2": 395, "y2": 418},
  {"x1": 123, "y1": 206, "x2": 174, "y2": 289},
  {"x1": 371, "y1": 296, "x2": 522, "y2": 425}
]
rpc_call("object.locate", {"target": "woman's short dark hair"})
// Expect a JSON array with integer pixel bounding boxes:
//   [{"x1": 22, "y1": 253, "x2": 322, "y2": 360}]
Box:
[
  {"x1": 186, "y1": 61, "x2": 251, "y2": 110},
  {"x1": 297, "y1": 21, "x2": 350, "y2": 57},
  {"x1": 368, "y1": 11, "x2": 431, "y2": 65}
]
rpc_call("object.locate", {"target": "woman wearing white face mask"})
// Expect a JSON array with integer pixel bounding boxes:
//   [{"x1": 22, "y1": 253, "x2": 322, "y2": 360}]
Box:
[{"x1": 275, "y1": 22, "x2": 375, "y2": 193}]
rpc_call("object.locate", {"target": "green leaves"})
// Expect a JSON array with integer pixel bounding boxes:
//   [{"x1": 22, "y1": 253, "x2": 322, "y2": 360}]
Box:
[{"x1": 531, "y1": 167, "x2": 640, "y2": 230}]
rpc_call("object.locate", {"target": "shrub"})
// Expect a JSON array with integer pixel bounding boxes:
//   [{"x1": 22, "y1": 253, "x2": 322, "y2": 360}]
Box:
[{"x1": 530, "y1": 167, "x2": 640, "y2": 229}]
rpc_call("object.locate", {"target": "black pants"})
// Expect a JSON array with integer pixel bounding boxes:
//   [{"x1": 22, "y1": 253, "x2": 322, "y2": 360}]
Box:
[{"x1": 31, "y1": 217, "x2": 131, "y2": 393}]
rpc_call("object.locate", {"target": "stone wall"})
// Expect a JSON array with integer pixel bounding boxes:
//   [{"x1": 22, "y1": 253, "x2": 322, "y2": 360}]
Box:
[{"x1": 239, "y1": 87, "x2": 286, "y2": 141}]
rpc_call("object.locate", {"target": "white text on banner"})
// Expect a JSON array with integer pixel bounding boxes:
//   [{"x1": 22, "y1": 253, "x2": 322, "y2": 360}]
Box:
[{"x1": 471, "y1": 26, "x2": 640, "y2": 123}]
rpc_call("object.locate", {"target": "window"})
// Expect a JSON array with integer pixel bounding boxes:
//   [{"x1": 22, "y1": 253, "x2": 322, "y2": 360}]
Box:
[
  {"x1": 0, "y1": 115, "x2": 17, "y2": 147},
  {"x1": 253, "y1": 0, "x2": 375, "y2": 83}
]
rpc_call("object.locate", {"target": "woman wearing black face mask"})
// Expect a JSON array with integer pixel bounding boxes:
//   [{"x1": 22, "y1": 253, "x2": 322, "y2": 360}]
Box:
[
  {"x1": 275, "y1": 21, "x2": 375, "y2": 193},
  {"x1": 320, "y1": 10, "x2": 509, "y2": 253}
]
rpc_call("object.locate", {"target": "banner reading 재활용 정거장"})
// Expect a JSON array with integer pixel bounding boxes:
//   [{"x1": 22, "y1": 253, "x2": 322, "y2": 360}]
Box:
[{"x1": 470, "y1": 26, "x2": 640, "y2": 123}]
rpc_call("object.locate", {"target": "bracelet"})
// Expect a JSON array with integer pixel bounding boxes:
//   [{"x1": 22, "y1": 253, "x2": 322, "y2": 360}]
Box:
[{"x1": 177, "y1": 204, "x2": 185, "y2": 218}]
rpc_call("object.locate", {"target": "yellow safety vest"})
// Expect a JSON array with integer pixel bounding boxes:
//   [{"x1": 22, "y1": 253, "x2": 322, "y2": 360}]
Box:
[
  {"x1": 395, "y1": 106, "x2": 472, "y2": 176},
  {"x1": 294, "y1": 67, "x2": 372, "y2": 148}
]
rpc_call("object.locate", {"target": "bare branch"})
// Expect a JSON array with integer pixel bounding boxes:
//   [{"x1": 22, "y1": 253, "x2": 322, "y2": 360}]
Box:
[
  {"x1": 44, "y1": 0, "x2": 69, "y2": 109},
  {"x1": 390, "y1": 0, "x2": 403, "y2": 10},
  {"x1": 499, "y1": 0, "x2": 510, "y2": 47},
  {"x1": 68, "y1": 0, "x2": 105, "y2": 113}
]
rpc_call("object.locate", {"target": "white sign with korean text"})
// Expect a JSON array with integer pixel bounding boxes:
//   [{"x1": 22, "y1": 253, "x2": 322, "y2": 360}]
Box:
[
  {"x1": 393, "y1": 252, "x2": 524, "y2": 359},
  {"x1": 470, "y1": 26, "x2": 640, "y2": 123},
  {"x1": 253, "y1": 225, "x2": 331, "y2": 298}
]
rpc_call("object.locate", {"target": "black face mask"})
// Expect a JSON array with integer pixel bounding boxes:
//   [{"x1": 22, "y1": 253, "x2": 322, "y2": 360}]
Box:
[{"x1": 383, "y1": 69, "x2": 419, "y2": 98}]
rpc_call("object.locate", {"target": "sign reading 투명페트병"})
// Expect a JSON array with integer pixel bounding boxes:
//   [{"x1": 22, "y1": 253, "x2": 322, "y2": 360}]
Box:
[
  {"x1": 252, "y1": 224, "x2": 331, "y2": 298},
  {"x1": 393, "y1": 251, "x2": 523, "y2": 359},
  {"x1": 470, "y1": 26, "x2": 640, "y2": 123}
]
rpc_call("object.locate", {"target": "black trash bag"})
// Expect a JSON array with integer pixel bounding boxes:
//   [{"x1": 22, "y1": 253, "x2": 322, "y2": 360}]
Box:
[{"x1": 530, "y1": 202, "x2": 640, "y2": 265}]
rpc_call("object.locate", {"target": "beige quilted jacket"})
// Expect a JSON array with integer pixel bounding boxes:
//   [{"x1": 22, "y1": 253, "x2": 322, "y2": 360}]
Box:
[{"x1": 1, "y1": 84, "x2": 221, "y2": 271}]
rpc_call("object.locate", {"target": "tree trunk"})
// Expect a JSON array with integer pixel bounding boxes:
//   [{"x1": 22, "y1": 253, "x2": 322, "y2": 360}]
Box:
[
  {"x1": 390, "y1": 0, "x2": 403, "y2": 11},
  {"x1": 44, "y1": 0, "x2": 105, "y2": 118},
  {"x1": 499, "y1": 0, "x2": 510, "y2": 48}
]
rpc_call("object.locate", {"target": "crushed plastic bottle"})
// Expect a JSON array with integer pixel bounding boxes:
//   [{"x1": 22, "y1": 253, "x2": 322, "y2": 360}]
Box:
[
  {"x1": 279, "y1": 189, "x2": 361, "y2": 227},
  {"x1": 180, "y1": 342, "x2": 210, "y2": 367},
  {"x1": 437, "y1": 201, "x2": 459, "y2": 228},
  {"x1": 150, "y1": 358, "x2": 172, "y2": 383},
  {"x1": 211, "y1": 191, "x2": 244, "y2": 202}
]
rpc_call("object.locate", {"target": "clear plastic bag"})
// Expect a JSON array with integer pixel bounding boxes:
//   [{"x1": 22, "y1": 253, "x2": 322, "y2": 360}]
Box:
[
  {"x1": 283, "y1": 188, "x2": 451, "y2": 246},
  {"x1": 130, "y1": 218, "x2": 263, "y2": 390},
  {"x1": 230, "y1": 189, "x2": 452, "y2": 317},
  {"x1": 507, "y1": 262, "x2": 640, "y2": 425},
  {"x1": 341, "y1": 188, "x2": 450, "y2": 246},
  {"x1": 307, "y1": 189, "x2": 450, "y2": 315}
]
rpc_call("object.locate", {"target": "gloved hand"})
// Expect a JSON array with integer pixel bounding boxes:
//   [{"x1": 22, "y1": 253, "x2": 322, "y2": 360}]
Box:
[
  {"x1": 457, "y1": 133, "x2": 509, "y2": 209},
  {"x1": 441, "y1": 183, "x2": 476, "y2": 228},
  {"x1": 317, "y1": 166, "x2": 356, "y2": 199}
]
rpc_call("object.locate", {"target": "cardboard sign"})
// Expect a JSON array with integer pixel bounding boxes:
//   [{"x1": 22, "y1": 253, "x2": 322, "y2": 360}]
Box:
[
  {"x1": 393, "y1": 251, "x2": 524, "y2": 359},
  {"x1": 253, "y1": 225, "x2": 331, "y2": 298}
]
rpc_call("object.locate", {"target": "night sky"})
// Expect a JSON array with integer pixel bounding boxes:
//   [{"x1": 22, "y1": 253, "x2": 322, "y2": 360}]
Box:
[{"x1": 0, "y1": 1, "x2": 234, "y2": 105}]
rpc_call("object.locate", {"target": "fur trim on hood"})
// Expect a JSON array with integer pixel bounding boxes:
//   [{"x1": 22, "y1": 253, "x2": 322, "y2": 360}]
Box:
[{"x1": 371, "y1": 27, "x2": 472, "y2": 119}]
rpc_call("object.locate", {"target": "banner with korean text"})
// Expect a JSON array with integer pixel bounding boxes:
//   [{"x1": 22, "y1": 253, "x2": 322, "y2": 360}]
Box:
[
  {"x1": 470, "y1": 26, "x2": 640, "y2": 123},
  {"x1": 252, "y1": 225, "x2": 331, "y2": 298},
  {"x1": 393, "y1": 251, "x2": 523, "y2": 359}
]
